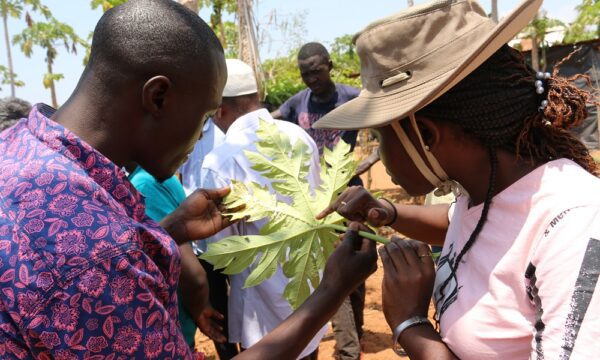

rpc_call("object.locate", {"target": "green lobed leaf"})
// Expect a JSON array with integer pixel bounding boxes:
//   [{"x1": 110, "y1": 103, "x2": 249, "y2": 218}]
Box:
[{"x1": 201, "y1": 118, "x2": 361, "y2": 309}]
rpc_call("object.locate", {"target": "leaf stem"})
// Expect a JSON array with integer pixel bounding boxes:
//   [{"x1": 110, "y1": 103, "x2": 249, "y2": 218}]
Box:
[{"x1": 319, "y1": 224, "x2": 390, "y2": 244}]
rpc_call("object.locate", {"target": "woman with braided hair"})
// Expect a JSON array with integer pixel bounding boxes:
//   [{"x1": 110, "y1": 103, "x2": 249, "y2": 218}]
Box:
[{"x1": 315, "y1": 0, "x2": 600, "y2": 359}]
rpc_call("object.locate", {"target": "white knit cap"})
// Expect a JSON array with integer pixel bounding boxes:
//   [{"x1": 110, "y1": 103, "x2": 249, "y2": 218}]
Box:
[{"x1": 223, "y1": 59, "x2": 258, "y2": 97}]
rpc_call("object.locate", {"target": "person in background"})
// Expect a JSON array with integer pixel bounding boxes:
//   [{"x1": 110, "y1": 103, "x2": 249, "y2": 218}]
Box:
[
  {"x1": 201, "y1": 59, "x2": 326, "y2": 359},
  {"x1": 179, "y1": 115, "x2": 238, "y2": 359},
  {"x1": 0, "y1": 96, "x2": 31, "y2": 130},
  {"x1": 0, "y1": 1, "x2": 231, "y2": 357},
  {"x1": 180, "y1": 118, "x2": 225, "y2": 197},
  {"x1": 316, "y1": 0, "x2": 599, "y2": 358},
  {"x1": 272, "y1": 41, "x2": 372, "y2": 360},
  {"x1": 128, "y1": 165, "x2": 226, "y2": 349}
]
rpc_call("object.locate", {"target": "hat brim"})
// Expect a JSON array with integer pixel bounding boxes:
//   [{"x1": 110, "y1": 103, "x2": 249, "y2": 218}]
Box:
[{"x1": 314, "y1": 0, "x2": 542, "y2": 130}]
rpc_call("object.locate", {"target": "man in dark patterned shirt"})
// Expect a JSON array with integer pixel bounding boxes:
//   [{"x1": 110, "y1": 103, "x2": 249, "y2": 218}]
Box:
[
  {"x1": 0, "y1": 1, "x2": 377, "y2": 359},
  {"x1": 0, "y1": 1, "x2": 228, "y2": 358}
]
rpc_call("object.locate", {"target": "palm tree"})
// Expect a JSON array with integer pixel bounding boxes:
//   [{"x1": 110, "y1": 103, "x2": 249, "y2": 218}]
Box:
[
  {"x1": 521, "y1": 11, "x2": 565, "y2": 71},
  {"x1": 0, "y1": 0, "x2": 49, "y2": 96},
  {"x1": 13, "y1": 17, "x2": 86, "y2": 107}
]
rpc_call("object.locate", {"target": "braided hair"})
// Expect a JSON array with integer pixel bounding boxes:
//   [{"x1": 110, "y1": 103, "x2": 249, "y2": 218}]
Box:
[{"x1": 418, "y1": 44, "x2": 598, "y2": 316}]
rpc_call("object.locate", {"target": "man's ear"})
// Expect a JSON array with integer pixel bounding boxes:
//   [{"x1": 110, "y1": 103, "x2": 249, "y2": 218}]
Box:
[
  {"x1": 416, "y1": 117, "x2": 442, "y2": 151},
  {"x1": 142, "y1": 76, "x2": 172, "y2": 116},
  {"x1": 327, "y1": 60, "x2": 333, "y2": 71}
]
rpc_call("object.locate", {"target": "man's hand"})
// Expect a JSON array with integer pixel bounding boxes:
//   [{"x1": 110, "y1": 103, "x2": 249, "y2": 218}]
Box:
[
  {"x1": 316, "y1": 186, "x2": 396, "y2": 227},
  {"x1": 196, "y1": 305, "x2": 227, "y2": 343},
  {"x1": 160, "y1": 187, "x2": 233, "y2": 244},
  {"x1": 233, "y1": 222, "x2": 377, "y2": 360},
  {"x1": 379, "y1": 238, "x2": 435, "y2": 331}
]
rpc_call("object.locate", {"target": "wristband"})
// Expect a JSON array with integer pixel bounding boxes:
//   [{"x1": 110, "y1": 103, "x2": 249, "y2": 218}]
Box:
[
  {"x1": 379, "y1": 197, "x2": 398, "y2": 226},
  {"x1": 391, "y1": 316, "x2": 432, "y2": 355}
]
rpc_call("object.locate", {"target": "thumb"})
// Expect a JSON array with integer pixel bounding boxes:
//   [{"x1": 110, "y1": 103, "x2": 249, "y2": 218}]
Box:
[
  {"x1": 367, "y1": 208, "x2": 388, "y2": 227},
  {"x1": 342, "y1": 222, "x2": 362, "y2": 251},
  {"x1": 200, "y1": 187, "x2": 230, "y2": 201}
]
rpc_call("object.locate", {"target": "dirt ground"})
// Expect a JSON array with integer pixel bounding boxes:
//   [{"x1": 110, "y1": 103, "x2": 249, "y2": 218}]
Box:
[{"x1": 194, "y1": 253, "x2": 407, "y2": 360}]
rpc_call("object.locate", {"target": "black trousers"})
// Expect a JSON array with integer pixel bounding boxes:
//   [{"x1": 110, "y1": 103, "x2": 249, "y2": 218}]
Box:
[{"x1": 198, "y1": 258, "x2": 240, "y2": 360}]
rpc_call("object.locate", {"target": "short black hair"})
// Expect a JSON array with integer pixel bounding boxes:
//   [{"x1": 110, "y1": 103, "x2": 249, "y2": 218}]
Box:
[
  {"x1": 297, "y1": 42, "x2": 330, "y2": 62},
  {"x1": 86, "y1": 0, "x2": 223, "y2": 85},
  {"x1": 0, "y1": 97, "x2": 31, "y2": 130}
]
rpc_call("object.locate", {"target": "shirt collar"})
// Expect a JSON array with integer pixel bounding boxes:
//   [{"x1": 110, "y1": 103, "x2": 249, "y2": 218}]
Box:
[
  {"x1": 225, "y1": 108, "x2": 272, "y2": 137},
  {"x1": 26, "y1": 104, "x2": 145, "y2": 220}
]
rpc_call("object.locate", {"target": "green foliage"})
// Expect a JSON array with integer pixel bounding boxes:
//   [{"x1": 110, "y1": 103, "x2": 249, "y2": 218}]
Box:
[
  {"x1": 198, "y1": 0, "x2": 236, "y2": 14},
  {"x1": 13, "y1": 17, "x2": 87, "y2": 59},
  {"x1": 262, "y1": 53, "x2": 304, "y2": 107},
  {"x1": 42, "y1": 72, "x2": 62, "y2": 88},
  {"x1": 1, "y1": 0, "x2": 53, "y2": 93},
  {"x1": 13, "y1": 16, "x2": 87, "y2": 105},
  {"x1": 217, "y1": 20, "x2": 238, "y2": 58},
  {"x1": 0, "y1": 64, "x2": 24, "y2": 90},
  {"x1": 201, "y1": 119, "x2": 359, "y2": 309},
  {"x1": 329, "y1": 34, "x2": 361, "y2": 89},
  {"x1": 564, "y1": 0, "x2": 600, "y2": 43},
  {"x1": 521, "y1": 11, "x2": 566, "y2": 45},
  {"x1": 1, "y1": 0, "x2": 51, "y2": 20},
  {"x1": 198, "y1": 0, "x2": 238, "y2": 58},
  {"x1": 89, "y1": 0, "x2": 127, "y2": 12}
]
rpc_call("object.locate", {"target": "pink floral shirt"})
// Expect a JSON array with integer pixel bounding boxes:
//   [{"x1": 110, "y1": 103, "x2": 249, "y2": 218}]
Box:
[{"x1": 0, "y1": 104, "x2": 192, "y2": 359}]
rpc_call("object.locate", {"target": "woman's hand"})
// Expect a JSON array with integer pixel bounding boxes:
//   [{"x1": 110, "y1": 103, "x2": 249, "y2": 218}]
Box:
[
  {"x1": 316, "y1": 186, "x2": 396, "y2": 227},
  {"x1": 160, "y1": 187, "x2": 233, "y2": 244},
  {"x1": 379, "y1": 238, "x2": 436, "y2": 330},
  {"x1": 321, "y1": 222, "x2": 378, "y2": 293}
]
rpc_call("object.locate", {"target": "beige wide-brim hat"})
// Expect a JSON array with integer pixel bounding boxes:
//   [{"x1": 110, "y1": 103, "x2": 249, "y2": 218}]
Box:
[{"x1": 313, "y1": 0, "x2": 542, "y2": 130}]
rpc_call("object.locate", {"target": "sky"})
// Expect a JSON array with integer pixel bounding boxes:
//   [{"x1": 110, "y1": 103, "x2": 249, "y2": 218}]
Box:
[{"x1": 0, "y1": 0, "x2": 579, "y2": 105}]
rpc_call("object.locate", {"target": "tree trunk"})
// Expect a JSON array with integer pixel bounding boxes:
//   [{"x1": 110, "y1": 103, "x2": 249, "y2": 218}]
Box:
[
  {"x1": 2, "y1": 12, "x2": 15, "y2": 97},
  {"x1": 47, "y1": 57, "x2": 57, "y2": 108},
  {"x1": 177, "y1": 0, "x2": 198, "y2": 13},
  {"x1": 237, "y1": 0, "x2": 263, "y2": 96},
  {"x1": 530, "y1": 13, "x2": 540, "y2": 71},
  {"x1": 531, "y1": 31, "x2": 539, "y2": 71},
  {"x1": 491, "y1": 0, "x2": 498, "y2": 22}
]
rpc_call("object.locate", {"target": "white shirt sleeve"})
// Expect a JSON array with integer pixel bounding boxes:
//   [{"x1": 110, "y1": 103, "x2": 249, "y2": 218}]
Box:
[{"x1": 526, "y1": 205, "x2": 600, "y2": 359}]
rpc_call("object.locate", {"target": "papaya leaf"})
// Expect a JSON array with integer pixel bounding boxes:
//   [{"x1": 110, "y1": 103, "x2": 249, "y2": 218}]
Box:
[{"x1": 201, "y1": 119, "x2": 387, "y2": 309}]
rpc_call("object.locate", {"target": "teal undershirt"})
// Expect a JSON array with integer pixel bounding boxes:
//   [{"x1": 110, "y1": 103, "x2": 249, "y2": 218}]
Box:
[{"x1": 128, "y1": 166, "x2": 197, "y2": 347}]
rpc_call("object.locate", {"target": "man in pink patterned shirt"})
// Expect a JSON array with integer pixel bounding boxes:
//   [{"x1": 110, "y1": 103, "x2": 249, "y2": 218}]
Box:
[
  {"x1": 0, "y1": 1, "x2": 228, "y2": 358},
  {"x1": 0, "y1": 1, "x2": 378, "y2": 359}
]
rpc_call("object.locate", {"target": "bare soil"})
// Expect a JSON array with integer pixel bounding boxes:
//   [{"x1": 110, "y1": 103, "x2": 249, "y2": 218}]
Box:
[{"x1": 194, "y1": 255, "x2": 405, "y2": 360}]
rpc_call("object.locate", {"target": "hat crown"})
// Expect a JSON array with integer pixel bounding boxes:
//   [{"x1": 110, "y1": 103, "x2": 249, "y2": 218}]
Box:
[
  {"x1": 355, "y1": 0, "x2": 494, "y2": 95},
  {"x1": 311, "y1": 0, "x2": 541, "y2": 131},
  {"x1": 223, "y1": 59, "x2": 258, "y2": 97}
]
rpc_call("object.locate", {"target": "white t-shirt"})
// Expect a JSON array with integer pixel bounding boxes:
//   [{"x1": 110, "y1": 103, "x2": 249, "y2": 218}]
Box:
[
  {"x1": 199, "y1": 108, "x2": 327, "y2": 358},
  {"x1": 434, "y1": 159, "x2": 600, "y2": 359}
]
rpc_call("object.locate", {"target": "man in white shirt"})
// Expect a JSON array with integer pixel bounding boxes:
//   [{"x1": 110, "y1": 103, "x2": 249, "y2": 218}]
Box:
[
  {"x1": 199, "y1": 59, "x2": 326, "y2": 359},
  {"x1": 179, "y1": 118, "x2": 237, "y2": 359},
  {"x1": 179, "y1": 118, "x2": 225, "y2": 197}
]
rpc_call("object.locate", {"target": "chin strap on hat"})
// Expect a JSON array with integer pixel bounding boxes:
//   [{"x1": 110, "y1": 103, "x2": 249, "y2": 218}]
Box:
[{"x1": 391, "y1": 114, "x2": 459, "y2": 196}]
